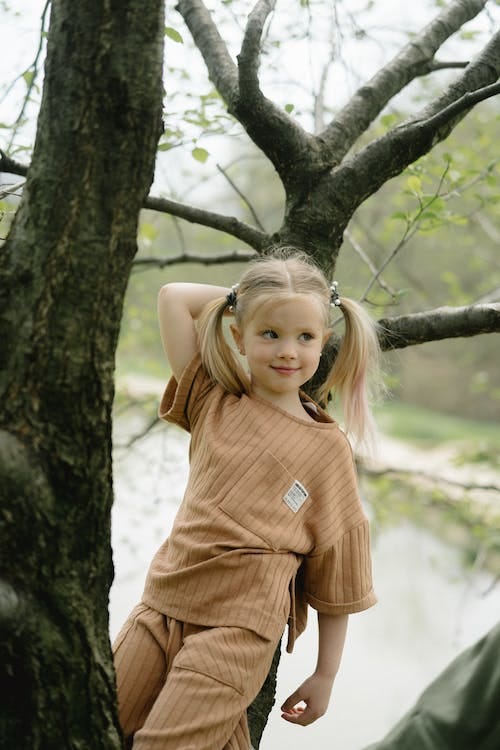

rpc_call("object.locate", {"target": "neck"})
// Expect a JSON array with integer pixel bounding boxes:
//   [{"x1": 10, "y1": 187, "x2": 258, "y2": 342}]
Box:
[{"x1": 250, "y1": 387, "x2": 314, "y2": 421}]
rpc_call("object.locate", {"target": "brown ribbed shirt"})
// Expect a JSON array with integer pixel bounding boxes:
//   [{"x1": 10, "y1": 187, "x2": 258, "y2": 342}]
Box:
[{"x1": 142, "y1": 354, "x2": 376, "y2": 652}]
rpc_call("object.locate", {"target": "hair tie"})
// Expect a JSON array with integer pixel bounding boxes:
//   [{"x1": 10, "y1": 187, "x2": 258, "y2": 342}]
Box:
[
  {"x1": 226, "y1": 283, "x2": 239, "y2": 309},
  {"x1": 330, "y1": 281, "x2": 341, "y2": 307}
]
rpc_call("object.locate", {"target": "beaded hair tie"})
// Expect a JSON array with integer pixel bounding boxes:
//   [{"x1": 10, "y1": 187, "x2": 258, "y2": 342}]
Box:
[
  {"x1": 226, "y1": 283, "x2": 239, "y2": 309},
  {"x1": 330, "y1": 281, "x2": 341, "y2": 307}
]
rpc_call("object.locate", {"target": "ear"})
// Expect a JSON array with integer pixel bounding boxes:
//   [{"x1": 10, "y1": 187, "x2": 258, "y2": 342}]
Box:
[
  {"x1": 322, "y1": 329, "x2": 332, "y2": 349},
  {"x1": 230, "y1": 323, "x2": 245, "y2": 355}
]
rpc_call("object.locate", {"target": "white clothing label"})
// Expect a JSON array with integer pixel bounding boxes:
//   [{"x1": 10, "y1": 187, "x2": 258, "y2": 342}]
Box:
[{"x1": 283, "y1": 481, "x2": 309, "y2": 513}]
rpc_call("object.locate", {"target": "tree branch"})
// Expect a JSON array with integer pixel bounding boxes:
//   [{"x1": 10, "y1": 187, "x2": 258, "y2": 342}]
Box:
[
  {"x1": 232, "y1": 0, "x2": 320, "y2": 190},
  {"x1": 0, "y1": 181, "x2": 25, "y2": 200},
  {"x1": 176, "y1": 0, "x2": 317, "y2": 191},
  {"x1": 378, "y1": 303, "x2": 500, "y2": 351},
  {"x1": 416, "y1": 26, "x2": 500, "y2": 122},
  {"x1": 2, "y1": 0, "x2": 51, "y2": 150},
  {"x1": 144, "y1": 195, "x2": 271, "y2": 249},
  {"x1": 318, "y1": 0, "x2": 488, "y2": 164},
  {"x1": 175, "y1": 0, "x2": 239, "y2": 104},
  {"x1": 237, "y1": 0, "x2": 275, "y2": 97},
  {"x1": 361, "y1": 464, "x2": 500, "y2": 495},
  {"x1": 413, "y1": 79, "x2": 500, "y2": 133},
  {"x1": 0, "y1": 152, "x2": 271, "y2": 250},
  {"x1": 216, "y1": 163, "x2": 266, "y2": 231},
  {"x1": 331, "y1": 75, "x2": 500, "y2": 222},
  {"x1": 132, "y1": 249, "x2": 257, "y2": 268},
  {"x1": 0, "y1": 150, "x2": 29, "y2": 177},
  {"x1": 428, "y1": 60, "x2": 469, "y2": 71}
]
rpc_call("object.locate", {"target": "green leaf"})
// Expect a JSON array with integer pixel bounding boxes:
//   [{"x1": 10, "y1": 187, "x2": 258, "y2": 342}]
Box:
[
  {"x1": 165, "y1": 26, "x2": 183, "y2": 43},
  {"x1": 191, "y1": 147, "x2": 209, "y2": 163},
  {"x1": 380, "y1": 113, "x2": 398, "y2": 129},
  {"x1": 284, "y1": 103, "x2": 294, "y2": 114},
  {"x1": 22, "y1": 70, "x2": 34, "y2": 87},
  {"x1": 406, "y1": 175, "x2": 422, "y2": 194}
]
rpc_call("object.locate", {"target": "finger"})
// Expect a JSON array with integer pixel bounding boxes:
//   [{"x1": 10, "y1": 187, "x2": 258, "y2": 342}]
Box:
[
  {"x1": 280, "y1": 690, "x2": 303, "y2": 712},
  {"x1": 282, "y1": 705, "x2": 318, "y2": 727},
  {"x1": 281, "y1": 707, "x2": 304, "y2": 716}
]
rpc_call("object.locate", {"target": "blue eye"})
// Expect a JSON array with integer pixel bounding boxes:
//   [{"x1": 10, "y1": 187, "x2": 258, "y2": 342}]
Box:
[
  {"x1": 299, "y1": 332, "x2": 314, "y2": 342},
  {"x1": 262, "y1": 329, "x2": 278, "y2": 339}
]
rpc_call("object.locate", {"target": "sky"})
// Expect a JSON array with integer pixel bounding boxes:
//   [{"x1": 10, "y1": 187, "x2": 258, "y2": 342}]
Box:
[{"x1": 2, "y1": 0, "x2": 499, "y2": 180}]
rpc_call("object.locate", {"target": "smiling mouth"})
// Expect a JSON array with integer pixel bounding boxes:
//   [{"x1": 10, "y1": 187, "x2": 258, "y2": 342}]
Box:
[{"x1": 272, "y1": 366, "x2": 300, "y2": 374}]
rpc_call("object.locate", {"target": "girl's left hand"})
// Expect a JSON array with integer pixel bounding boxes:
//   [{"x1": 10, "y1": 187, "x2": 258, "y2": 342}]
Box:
[{"x1": 280, "y1": 672, "x2": 334, "y2": 726}]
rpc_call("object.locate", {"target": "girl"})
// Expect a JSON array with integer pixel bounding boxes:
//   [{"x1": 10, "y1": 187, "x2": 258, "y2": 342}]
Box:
[{"x1": 113, "y1": 248, "x2": 379, "y2": 750}]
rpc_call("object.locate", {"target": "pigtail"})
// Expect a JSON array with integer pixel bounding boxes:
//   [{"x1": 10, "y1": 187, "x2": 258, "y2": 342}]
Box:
[
  {"x1": 318, "y1": 297, "x2": 380, "y2": 452},
  {"x1": 197, "y1": 297, "x2": 250, "y2": 396}
]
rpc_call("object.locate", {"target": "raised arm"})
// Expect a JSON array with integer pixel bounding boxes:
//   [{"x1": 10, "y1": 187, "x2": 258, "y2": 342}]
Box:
[
  {"x1": 281, "y1": 612, "x2": 348, "y2": 726},
  {"x1": 157, "y1": 282, "x2": 229, "y2": 381}
]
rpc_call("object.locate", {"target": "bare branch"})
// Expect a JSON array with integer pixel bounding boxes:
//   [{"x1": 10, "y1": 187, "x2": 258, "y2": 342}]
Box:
[
  {"x1": 216, "y1": 163, "x2": 266, "y2": 231},
  {"x1": 237, "y1": 0, "x2": 276, "y2": 97},
  {"x1": 413, "y1": 79, "x2": 500, "y2": 134},
  {"x1": 428, "y1": 60, "x2": 469, "y2": 71},
  {"x1": 144, "y1": 195, "x2": 271, "y2": 249},
  {"x1": 177, "y1": 0, "x2": 316, "y2": 191},
  {"x1": 231, "y1": 0, "x2": 319, "y2": 190},
  {"x1": 378, "y1": 303, "x2": 500, "y2": 351},
  {"x1": 318, "y1": 0, "x2": 488, "y2": 164},
  {"x1": 335, "y1": 74, "x2": 499, "y2": 222},
  {"x1": 1, "y1": 0, "x2": 50, "y2": 149},
  {"x1": 359, "y1": 164, "x2": 451, "y2": 303},
  {"x1": 133, "y1": 249, "x2": 257, "y2": 268},
  {"x1": 175, "y1": 0, "x2": 239, "y2": 104},
  {"x1": 344, "y1": 229, "x2": 397, "y2": 299},
  {"x1": 1, "y1": 151, "x2": 270, "y2": 249},
  {"x1": 417, "y1": 27, "x2": 500, "y2": 121},
  {"x1": 361, "y1": 464, "x2": 500, "y2": 495},
  {"x1": 0, "y1": 150, "x2": 29, "y2": 177},
  {"x1": 0, "y1": 181, "x2": 25, "y2": 200}
]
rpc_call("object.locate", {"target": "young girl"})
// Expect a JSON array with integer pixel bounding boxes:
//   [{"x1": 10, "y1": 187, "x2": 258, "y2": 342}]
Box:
[{"x1": 113, "y1": 248, "x2": 379, "y2": 750}]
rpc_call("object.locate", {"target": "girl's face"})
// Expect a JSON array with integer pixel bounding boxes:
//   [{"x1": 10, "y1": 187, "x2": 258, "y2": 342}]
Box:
[{"x1": 230, "y1": 294, "x2": 330, "y2": 407}]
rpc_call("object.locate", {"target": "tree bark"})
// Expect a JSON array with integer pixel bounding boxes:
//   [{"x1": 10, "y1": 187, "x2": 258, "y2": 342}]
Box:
[{"x1": 0, "y1": 1, "x2": 164, "y2": 747}]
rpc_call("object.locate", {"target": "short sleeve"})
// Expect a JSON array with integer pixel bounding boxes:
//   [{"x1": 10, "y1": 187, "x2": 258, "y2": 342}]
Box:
[
  {"x1": 158, "y1": 353, "x2": 214, "y2": 432},
  {"x1": 303, "y1": 519, "x2": 377, "y2": 615}
]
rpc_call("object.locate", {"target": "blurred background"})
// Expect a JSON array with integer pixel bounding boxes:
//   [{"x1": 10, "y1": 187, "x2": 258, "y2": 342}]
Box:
[{"x1": 2, "y1": 1, "x2": 499, "y2": 746}]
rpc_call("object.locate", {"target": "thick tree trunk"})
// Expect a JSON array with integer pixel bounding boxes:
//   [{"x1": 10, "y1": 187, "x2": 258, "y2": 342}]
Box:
[{"x1": 0, "y1": 1, "x2": 164, "y2": 747}]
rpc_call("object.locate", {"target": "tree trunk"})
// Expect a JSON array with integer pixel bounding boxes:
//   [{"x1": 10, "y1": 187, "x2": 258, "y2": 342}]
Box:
[{"x1": 0, "y1": 1, "x2": 164, "y2": 747}]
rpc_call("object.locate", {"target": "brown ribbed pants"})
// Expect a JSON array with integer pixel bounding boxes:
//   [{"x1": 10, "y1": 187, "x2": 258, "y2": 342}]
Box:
[{"x1": 112, "y1": 604, "x2": 278, "y2": 750}]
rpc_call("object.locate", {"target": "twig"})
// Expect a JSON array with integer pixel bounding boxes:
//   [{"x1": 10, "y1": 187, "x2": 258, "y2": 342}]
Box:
[
  {"x1": 359, "y1": 161, "x2": 450, "y2": 303},
  {"x1": 133, "y1": 249, "x2": 257, "y2": 268},
  {"x1": 344, "y1": 228, "x2": 397, "y2": 299},
  {"x1": 0, "y1": 181, "x2": 25, "y2": 199},
  {"x1": 6, "y1": 0, "x2": 51, "y2": 150},
  {"x1": 216, "y1": 163, "x2": 266, "y2": 231},
  {"x1": 361, "y1": 464, "x2": 500, "y2": 494}
]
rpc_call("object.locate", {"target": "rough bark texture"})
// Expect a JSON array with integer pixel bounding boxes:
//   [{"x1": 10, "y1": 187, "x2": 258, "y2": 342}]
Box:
[
  {"x1": 0, "y1": 1, "x2": 164, "y2": 747},
  {"x1": 175, "y1": 0, "x2": 500, "y2": 273}
]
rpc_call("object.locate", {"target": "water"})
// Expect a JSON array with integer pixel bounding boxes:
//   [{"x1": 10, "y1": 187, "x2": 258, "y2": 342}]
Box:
[{"x1": 110, "y1": 419, "x2": 499, "y2": 749}]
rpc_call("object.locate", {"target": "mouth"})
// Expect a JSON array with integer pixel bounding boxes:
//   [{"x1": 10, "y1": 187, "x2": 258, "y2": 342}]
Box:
[{"x1": 271, "y1": 366, "x2": 300, "y2": 375}]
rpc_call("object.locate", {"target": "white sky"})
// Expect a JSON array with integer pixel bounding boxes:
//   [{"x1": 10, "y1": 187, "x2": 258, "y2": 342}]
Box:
[{"x1": 1, "y1": 0, "x2": 498, "y2": 191}]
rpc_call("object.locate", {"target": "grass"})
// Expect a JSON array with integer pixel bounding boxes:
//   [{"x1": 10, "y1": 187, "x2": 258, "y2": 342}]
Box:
[{"x1": 376, "y1": 399, "x2": 500, "y2": 450}]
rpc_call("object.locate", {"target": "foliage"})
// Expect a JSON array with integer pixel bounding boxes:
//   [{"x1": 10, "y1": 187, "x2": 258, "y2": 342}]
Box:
[{"x1": 364, "y1": 473, "x2": 500, "y2": 575}]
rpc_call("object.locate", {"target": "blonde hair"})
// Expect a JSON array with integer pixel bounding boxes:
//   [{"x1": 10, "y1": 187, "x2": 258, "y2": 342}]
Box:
[{"x1": 197, "y1": 248, "x2": 380, "y2": 449}]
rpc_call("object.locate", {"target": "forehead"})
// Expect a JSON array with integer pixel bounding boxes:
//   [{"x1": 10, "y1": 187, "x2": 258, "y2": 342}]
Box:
[{"x1": 247, "y1": 294, "x2": 326, "y2": 330}]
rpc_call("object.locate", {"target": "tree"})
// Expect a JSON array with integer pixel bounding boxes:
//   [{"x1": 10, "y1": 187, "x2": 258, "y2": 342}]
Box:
[
  {"x1": 0, "y1": 0, "x2": 499, "y2": 747},
  {"x1": 0, "y1": 0, "x2": 164, "y2": 747}
]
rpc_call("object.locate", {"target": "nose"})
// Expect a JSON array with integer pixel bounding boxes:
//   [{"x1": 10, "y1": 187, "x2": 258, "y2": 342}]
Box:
[{"x1": 277, "y1": 338, "x2": 297, "y2": 359}]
